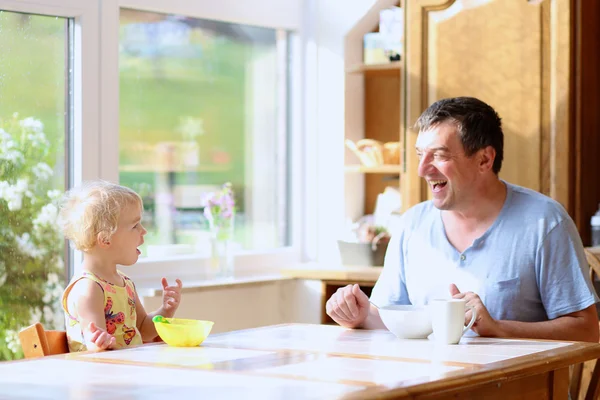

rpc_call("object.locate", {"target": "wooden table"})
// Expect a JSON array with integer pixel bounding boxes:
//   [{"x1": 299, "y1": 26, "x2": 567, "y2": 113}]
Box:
[{"x1": 2, "y1": 324, "x2": 599, "y2": 399}]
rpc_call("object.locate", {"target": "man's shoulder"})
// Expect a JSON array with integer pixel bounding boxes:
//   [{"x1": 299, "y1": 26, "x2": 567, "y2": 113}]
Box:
[
  {"x1": 506, "y1": 182, "x2": 569, "y2": 221},
  {"x1": 402, "y1": 200, "x2": 436, "y2": 221}
]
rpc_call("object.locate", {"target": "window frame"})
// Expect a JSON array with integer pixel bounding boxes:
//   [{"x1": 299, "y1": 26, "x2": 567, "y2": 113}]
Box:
[
  {"x1": 98, "y1": 0, "x2": 308, "y2": 282},
  {"x1": 0, "y1": 0, "x2": 102, "y2": 275}
]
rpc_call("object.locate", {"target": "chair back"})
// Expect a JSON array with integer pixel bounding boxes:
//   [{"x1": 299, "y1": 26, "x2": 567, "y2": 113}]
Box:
[
  {"x1": 570, "y1": 249, "x2": 600, "y2": 400},
  {"x1": 18, "y1": 322, "x2": 69, "y2": 359},
  {"x1": 586, "y1": 248, "x2": 600, "y2": 282}
]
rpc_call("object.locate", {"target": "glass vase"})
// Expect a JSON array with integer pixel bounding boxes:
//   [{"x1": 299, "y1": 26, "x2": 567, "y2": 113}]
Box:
[{"x1": 208, "y1": 223, "x2": 234, "y2": 279}]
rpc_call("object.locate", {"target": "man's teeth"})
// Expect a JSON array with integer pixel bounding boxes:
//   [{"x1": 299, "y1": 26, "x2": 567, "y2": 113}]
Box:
[{"x1": 430, "y1": 180, "x2": 447, "y2": 185}]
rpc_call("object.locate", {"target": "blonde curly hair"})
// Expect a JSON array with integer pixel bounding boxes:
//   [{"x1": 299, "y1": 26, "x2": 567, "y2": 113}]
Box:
[{"x1": 58, "y1": 181, "x2": 143, "y2": 252}]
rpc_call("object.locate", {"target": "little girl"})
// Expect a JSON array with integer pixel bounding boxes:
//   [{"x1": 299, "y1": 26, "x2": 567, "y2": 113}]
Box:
[{"x1": 58, "y1": 180, "x2": 183, "y2": 352}]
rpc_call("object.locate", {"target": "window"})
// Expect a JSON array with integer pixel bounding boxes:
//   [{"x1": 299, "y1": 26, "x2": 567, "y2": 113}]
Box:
[
  {"x1": 118, "y1": 9, "x2": 292, "y2": 258},
  {"x1": 0, "y1": 10, "x2": 69, "y2": 360}
]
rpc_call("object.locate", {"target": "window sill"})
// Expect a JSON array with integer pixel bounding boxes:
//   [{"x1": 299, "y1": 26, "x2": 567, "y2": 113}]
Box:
[
  {"x1": 133, "y1": 261, "x2": 382, "y2": 297},
  {"x1": 138, "y1": 274, "x2": 294, "y2": 297},
  {"x1": 125, "y1": 247, "x2": 301, "y2": 292}
]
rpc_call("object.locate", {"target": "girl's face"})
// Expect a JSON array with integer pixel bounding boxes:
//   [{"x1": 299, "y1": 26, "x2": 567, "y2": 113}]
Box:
[{"x1": 109, "y1": 202, "x2": 147, "y2": 266}]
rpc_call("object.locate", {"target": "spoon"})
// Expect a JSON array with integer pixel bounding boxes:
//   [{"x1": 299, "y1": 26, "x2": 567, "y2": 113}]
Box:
[{"x1": 152, "y1": 315, "x2": 170, "y2": 324}]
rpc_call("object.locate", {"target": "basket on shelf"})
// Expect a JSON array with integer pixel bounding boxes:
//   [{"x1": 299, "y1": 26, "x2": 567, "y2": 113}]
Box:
[
  {"x1": 345, "y1": 139, "x2": 384, "y2": 167},
  {"x1": 383, "y1": 141, "x2": 401, "y2": 165},
  {"x1": 345, "y1": 139, "x2": 401, "y2": 167}
]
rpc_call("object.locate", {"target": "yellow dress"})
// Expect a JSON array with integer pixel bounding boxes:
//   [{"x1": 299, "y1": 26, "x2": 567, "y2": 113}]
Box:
[{"x1": 61, "y1": 270, "x2": 143, "y2": 352}]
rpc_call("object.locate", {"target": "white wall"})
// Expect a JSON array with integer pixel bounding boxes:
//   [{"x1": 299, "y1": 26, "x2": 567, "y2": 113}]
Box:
[
  {"x1": 312, "y1": 0, "x2": 378, "y2": 263},
  {"x1": 142, "y1": 279, "x2": 323, "y2": 333}
]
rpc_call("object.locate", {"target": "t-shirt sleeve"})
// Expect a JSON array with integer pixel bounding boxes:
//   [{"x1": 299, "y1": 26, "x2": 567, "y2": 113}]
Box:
[
  {"x1": 370, "y1": 231, "x2": 411, "y2": 306},
  {"x1": 536, "y1": 218, "x2": 599, "y2": 319}
]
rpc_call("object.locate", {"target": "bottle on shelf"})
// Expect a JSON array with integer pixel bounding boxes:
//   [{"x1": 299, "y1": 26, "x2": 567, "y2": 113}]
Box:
[{"x1": 592, "y1": 203, "x2": 600, "y2": 247}]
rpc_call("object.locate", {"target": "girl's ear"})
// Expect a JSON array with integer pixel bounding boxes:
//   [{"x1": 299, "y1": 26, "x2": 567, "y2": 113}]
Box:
[{"x1": 97, "y1": 232, "x2": 111, "y2": 248}]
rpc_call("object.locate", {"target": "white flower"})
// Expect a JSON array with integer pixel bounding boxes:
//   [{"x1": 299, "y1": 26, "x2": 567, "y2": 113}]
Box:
[
  {"x1": 15, "y1": 179, "x2": 28, "y2": 192},
  {"x1": 32, "y1": 162, "x2": 53, "y2": 181},
  {"x1": 29, "y1": 308, "x2": 43, "y2": 326},
  {"x1": 33, "y1": 203, "x2": 58, "y2": 229},
  {"x1": 42, "y1": 292, "x2": 52, "y2": 303},
  {"x1": 47, "y1": 272, "x2": 59, "y2": 285},
  {"x1": 26, "y1": 131, "x2": 49, "y2": 149},
  {"x1": 52, "y1": 285, "x2": 63, "y2": 301},
  {"x1": 0, "y1": 149, "x2": 24, "y2": 165},
  {"x1": 4, "y1": 330, "x2": 19, "y2": 354},
  {"x1": 47, "y1": 190, "x2": 62, "y2": 200},
  {"x1": 19, "y1": 117, "x2": 44, "y2": 133},
  {"x1": 0, "y1": 128, "x2": 10, "y2": 141},
  {"x1": 55, "y1": 257, "x2": 64, "y2": 271},
  {"x1": 6, "y1": 194, "x2": 22, "y2": 211},
  {"x1": 0, "y1": 179, "x2": 29, "y2": 212},
  {"x1": 43, "y1": 306, "x2": 54, "y2": 323},
  {"x1": 16, "y1": 233, "x2": 43, "y2": 259}
]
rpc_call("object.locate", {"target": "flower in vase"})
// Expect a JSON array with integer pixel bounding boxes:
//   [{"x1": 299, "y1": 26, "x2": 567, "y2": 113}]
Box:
[{"x1": 203, "y1": 183, "x2": 235, "y2": 241}]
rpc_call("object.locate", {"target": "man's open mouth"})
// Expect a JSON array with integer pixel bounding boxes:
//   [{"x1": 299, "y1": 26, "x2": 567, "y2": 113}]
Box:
[{"x1": 430, "y1": 180, "x2": 448, "y2": 192}]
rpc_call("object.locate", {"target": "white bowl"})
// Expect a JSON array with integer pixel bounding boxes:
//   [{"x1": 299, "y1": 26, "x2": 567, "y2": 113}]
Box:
[{"x1": 378, "y1": 304, "x2": 432, "y2": 339}]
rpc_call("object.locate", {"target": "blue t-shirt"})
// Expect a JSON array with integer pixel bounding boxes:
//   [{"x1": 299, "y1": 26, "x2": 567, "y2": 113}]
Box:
[{"x1": 371, "y1": 182, "x2": 598, "y2": 321}]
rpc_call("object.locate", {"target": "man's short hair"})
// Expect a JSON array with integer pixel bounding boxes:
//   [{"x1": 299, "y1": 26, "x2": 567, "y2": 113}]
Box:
[{"x1": 415, "y1": 97, "x2": 504, "y2": 174}]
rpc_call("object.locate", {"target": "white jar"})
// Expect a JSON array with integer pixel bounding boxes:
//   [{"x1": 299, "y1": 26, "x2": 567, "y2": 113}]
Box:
[{"x1": 592, "y1": 204, "x2": 600, "y2": 247}]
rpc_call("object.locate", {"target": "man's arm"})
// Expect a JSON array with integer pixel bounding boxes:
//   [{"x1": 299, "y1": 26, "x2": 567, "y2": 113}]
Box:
[
  {"x1": 452, "y1": 285, "x2": 599, "y2": 342},
  {"x1": 494, "y1": 305, "x2": 599, "y2": 342},
  {"x1": 358, "y1": 305, "x2": 387, "y2": 330}
]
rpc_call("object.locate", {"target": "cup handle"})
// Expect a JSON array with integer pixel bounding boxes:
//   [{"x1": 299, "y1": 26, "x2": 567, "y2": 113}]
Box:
[{"x1": 462, "y1": 305, "x2": 477, "y2": 334}]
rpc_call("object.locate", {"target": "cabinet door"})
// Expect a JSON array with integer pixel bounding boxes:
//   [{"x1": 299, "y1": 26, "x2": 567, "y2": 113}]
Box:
[{"x1": 402, "y1": 0, "x2": 571, "y2": 210}]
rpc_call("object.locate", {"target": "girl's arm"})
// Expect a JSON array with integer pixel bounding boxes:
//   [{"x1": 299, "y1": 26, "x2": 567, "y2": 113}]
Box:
[
  {"x1": 68, "y1": 279, "x2": 119, "y2": 351},
  {"x1": 134, "y1": 278, "x2": 183, "y2": 342}
]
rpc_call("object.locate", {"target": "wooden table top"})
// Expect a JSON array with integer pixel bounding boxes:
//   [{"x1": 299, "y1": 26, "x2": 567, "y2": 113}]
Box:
[
  {"x1": 2, "y1": 323, "x2": 600, "y2": 399},
  {"x1": 280, "y1": 263, "x2": 382, "y2": 282}
]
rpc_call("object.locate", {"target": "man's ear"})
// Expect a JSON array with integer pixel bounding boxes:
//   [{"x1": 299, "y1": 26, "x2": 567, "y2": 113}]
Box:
[
  {"x1": 97, "y1": 232, "x2": 111, "y2": 249},
  {"x1": 478, "y1": 146, "x2": 496, "y2": 172}
]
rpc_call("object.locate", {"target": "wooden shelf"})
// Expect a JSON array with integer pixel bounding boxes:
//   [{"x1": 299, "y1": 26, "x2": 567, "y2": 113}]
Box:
[
  {"x1": 346, "y1": 62, "x2": 401, "y2": 75},
  {"x1": 344, "y1": 165, "x2": 402, "y2": 174}
]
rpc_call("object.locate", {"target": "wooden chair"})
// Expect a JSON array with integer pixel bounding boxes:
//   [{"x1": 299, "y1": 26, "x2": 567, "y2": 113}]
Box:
[
  {"x1": 18, "y1": 322, "x2": 69, "y2": 359},
  {"x1": 570, "y1": 249, "x2": 600, "y2": 400}
]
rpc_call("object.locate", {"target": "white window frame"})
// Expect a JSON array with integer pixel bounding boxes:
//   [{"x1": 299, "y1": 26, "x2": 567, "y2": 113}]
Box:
[
  {"x1": 0, "y1": 0, "x2": 102, "y2": 274},
  {"x1": 98, "y1": 0, "x2": 309, "y2": 283}
]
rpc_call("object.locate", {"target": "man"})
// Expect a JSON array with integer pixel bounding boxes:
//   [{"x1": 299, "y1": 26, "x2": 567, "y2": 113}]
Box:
[{"x1": 327, "y1": 97, "x2": 599, "y2": 342}]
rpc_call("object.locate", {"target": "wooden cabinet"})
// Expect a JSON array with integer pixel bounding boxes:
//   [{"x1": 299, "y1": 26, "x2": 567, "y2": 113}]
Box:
[
  {"x1": 345, "y1": 0, "x2": 600, "y2": 243},
  {"x1": 404, "y1": 0, "x2": 572, "y2": 210},
  {"x1": 345, "y1": 0, "x2": 578, "y2": 219}
]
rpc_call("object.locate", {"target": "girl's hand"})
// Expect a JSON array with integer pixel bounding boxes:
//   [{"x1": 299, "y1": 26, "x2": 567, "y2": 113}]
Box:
[
  {"x1": 86, "y1": 322, "x2": 117, "y2": 351},
  {"x1": 161, "y1": 278, "x2": 183, "y2": 317}
]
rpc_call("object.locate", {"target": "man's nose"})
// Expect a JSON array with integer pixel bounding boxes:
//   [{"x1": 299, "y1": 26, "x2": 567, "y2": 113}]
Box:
[{"x1": 417, "y1": 154, "x2": 431, "y2": 177}]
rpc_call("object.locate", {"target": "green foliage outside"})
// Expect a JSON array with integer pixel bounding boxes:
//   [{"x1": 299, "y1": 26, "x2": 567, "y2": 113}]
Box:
[
  {"x1": 0, "y1": 12, "x2": 67, "y2": 361},
  {"x1": 0, "y1": 115, "x2": 66, "y2": 361}
]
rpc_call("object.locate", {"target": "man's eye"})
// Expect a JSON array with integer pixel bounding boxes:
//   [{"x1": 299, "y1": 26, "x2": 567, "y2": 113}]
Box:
[{"x1": 416, "y1": 152, "x2": 423, "y2": 159}]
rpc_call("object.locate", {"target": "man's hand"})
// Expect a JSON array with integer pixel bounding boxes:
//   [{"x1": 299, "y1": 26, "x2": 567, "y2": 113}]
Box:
[
  {"x1": 85, "y1": 322, "x2": 117, "y2": 351},
  {"x1": 161, "y1": 278, "x2": 183, "y2": 317},
  {"x1": 326, "y1": 284, "x2": 370, "y2": 329},
  {"x1": 449, "y1": 284, "x2": 501, "y2": 337}
]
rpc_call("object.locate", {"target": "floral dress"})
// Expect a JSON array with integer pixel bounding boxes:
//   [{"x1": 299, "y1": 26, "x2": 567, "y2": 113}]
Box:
[{"x1": 61, "y1": 270, "x2": 142, "y2": 352}]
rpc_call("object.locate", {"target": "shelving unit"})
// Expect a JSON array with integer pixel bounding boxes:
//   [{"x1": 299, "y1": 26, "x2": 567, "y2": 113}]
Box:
[
  {"x1": 345, "y1": 62, "x2": 401, "y2": 75},
  {"x1": 344, "y1": 164, "x2": 402, "y2": 174},
  {"x1": 344, "y1": 0, "x2": 404, "y2": 220}
]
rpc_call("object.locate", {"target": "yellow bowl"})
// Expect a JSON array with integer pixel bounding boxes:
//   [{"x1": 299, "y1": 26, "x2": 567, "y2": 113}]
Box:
[{"x1": 154, "y1": 318, "x2": 214, "y2": 347}]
